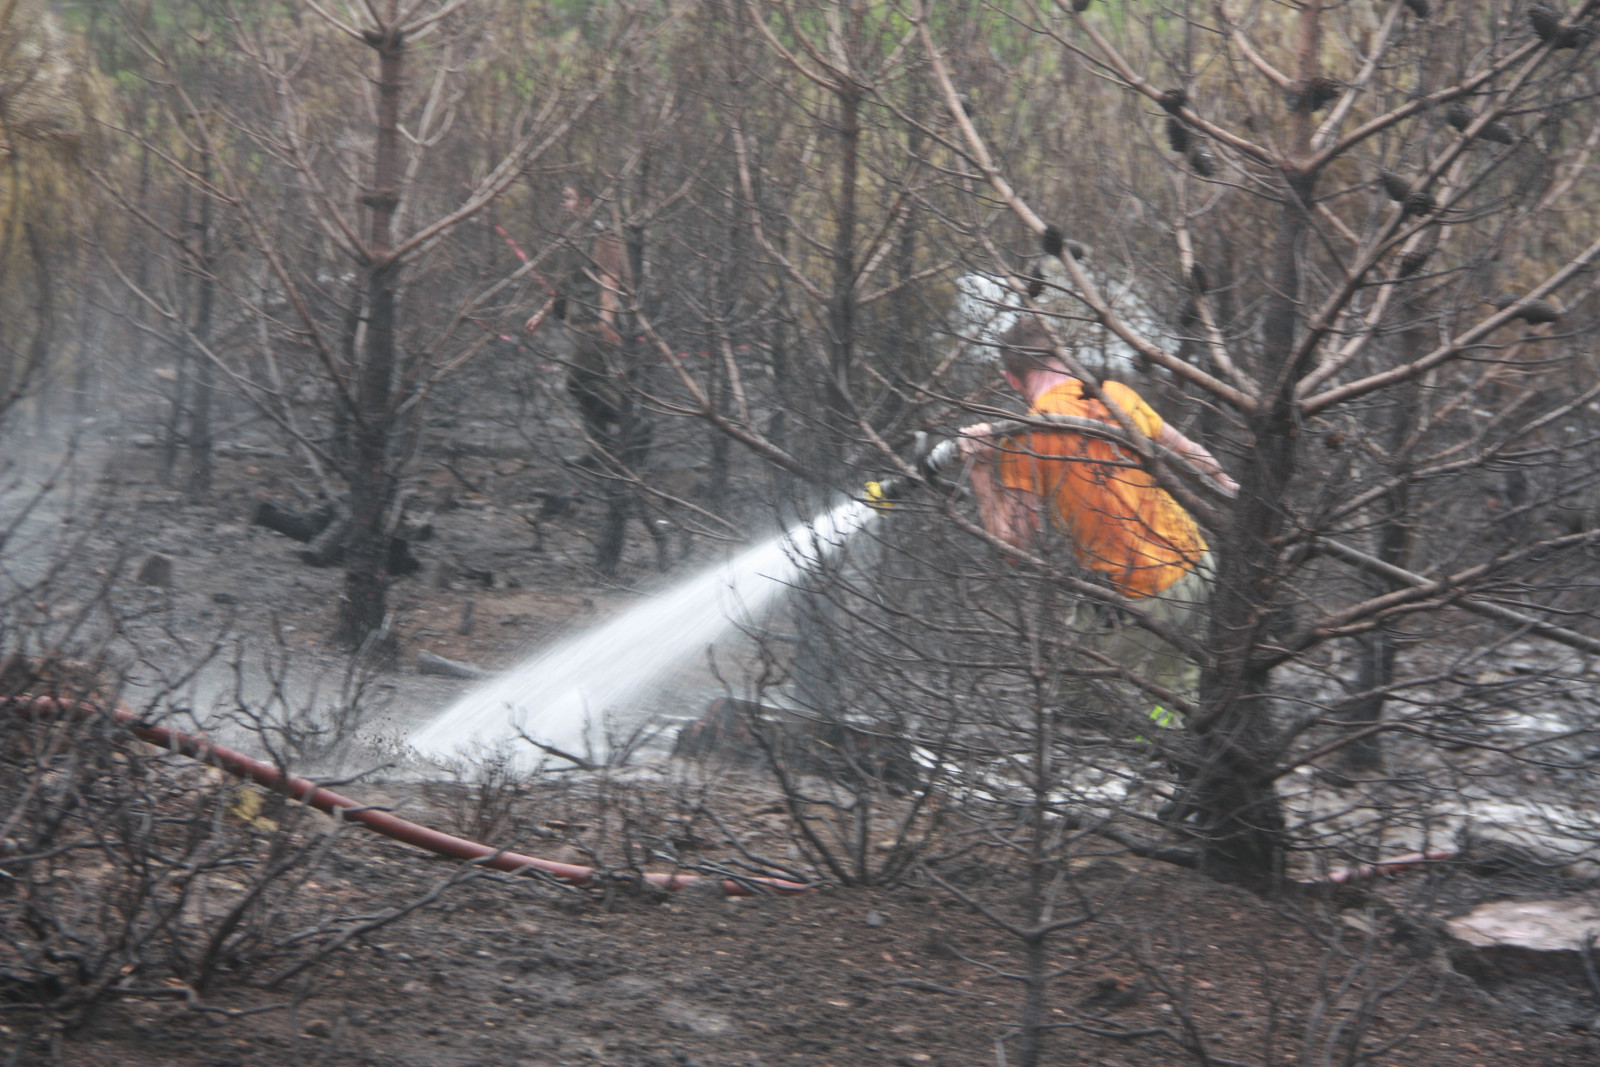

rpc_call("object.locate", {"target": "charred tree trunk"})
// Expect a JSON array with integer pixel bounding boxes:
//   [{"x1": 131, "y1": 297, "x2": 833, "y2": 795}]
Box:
[
  {"x1": 110, "y1": 141, "x2": 154, "y2": 428},
  {"x1": 596, "y1": 180, "x2": 664, "y2": 576},
  {"x1": 160, "y1": 348, "x2": 189, "y2": 486},
  {"x1": 823, "y1": 84, "x2": 861, "y2": 467},
  {"x1": 1192, "y1": 170, "x2": 1316, "y2": 891},
  {"x1": 1349, "y1": 458, "x2": 1412, "y2": 772},
  {"x1": 338, "y1": 25, "x2": 406, "y2": 647},
  {"x1": 1015, "y1": 696, "x2": 1055, "y2": 1067},
  {"x1": 595, "y1": 395, "x2": 634, "y2": 576},
  {"x1": 767, "y1": 319, "x2": 794, "y2": 501},
  {"x1": 709, "y1": 367, "x2": 731, "y2": 503},
  {"x1": 20, "y1": 223, "x2": 55, "y2": 421},
  {"x1": 331, "y1": 281, "x2": 363, "y2": 470},
  {"x1": 160, "y1": 183, "x2": 192, "y2": 486},
  {"x1": 708, "y1": 181, "x2": 740, "y2": 506},
  {"x1": 1187, "y1": 4, "x2": 1332, "y2": 892},
  {"x1": 1344, "y1": 352, "x2": 1421, "y2": 771},
  {"x1": 880, "y1": 88, "x2": 921, "y2": 432},
  {"x1": 187, "y1": 150, "x2": 217, "y2": 499}
]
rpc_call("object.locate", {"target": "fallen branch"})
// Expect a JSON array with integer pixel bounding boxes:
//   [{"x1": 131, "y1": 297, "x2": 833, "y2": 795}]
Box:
[
  {"x1": 417, "y1": 650, "x2": 493, "y2": 681},
  {"x1": 251, "y1": 500, "x2": 335, "y2": 543}
]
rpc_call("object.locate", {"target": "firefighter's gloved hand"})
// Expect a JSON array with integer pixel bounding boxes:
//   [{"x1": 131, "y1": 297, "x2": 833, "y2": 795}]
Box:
[
  {"x1": 957, "y1": 422, "x2": 995, "y2": 460},
  {"x1": 913, "y1": 433, "x2": 959, "y2": 481}
]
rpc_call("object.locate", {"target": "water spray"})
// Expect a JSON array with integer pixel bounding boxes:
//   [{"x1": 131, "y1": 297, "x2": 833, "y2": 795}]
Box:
[
  {"x1": 410, "y1": 414, "x2": 1597, "y2": 768},
  {"x1": 409, "y1": 417, "x2": 1222, "y2": 764},
  {"x1": 409, "y1": 496, "x2": 884, "y2": 764}
]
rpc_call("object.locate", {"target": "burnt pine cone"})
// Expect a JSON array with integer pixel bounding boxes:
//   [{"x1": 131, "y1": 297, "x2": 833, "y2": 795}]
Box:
[
  {"x1": 1528, "y1": 2, "x2": 1562, "y2": 40},
  {"x1": 1529, "y1": 3, "x2": 1584, "y2": 48},
  {"x1": 1446, "y1": 102, "x2": 1517, "y2": 145},
  {"x1": 1157, "y1": 88, "x2": 1188, "y2": 114},
  {"x1": 1379, "y1": 170, "x2": 1412, "y2": 202},
  {"x1": 1041, "y1": 224, "x2": 1064, "y2": 258},
  {"x1": 1039, "y1": 226, "x2": 1086, "y2": 262},
  {"x1": 1481, "y1": 121, "x2": 1516, "y2": 145},
  {"x1": 1493, "y1": 295, "x2": 1562, "y2": 324},
  {"x1": 1072, "y1": 0, "x2": 1092, "y2": 11},
  {"x1": 1397, "y1": 249, "x2": 1433, "y2": 278},
  {"x1": 1290, "y1": 77, "x2": 1342, "y2": 113},
  {"x1": 1187, "y1": 142, "x2": 1218, "y2": 177},
  {"x1": 1165, "y1": 116, "x2": 1191, "y2": 154},
  {"x1": 1403, "y1": 190, "x2": 1437, "y2": 217},
  {"x1": 1404, "y1": 0, "x2": 1431, "y2": 19}
]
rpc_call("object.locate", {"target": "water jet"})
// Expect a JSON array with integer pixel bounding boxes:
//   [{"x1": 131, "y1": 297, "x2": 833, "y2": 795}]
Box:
[{"x1": 408, "y1": 497, "x2": 881, "y2": 764}]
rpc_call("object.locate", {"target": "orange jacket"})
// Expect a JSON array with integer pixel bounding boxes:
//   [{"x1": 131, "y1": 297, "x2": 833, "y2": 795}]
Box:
[{"x1": 998, "y1": 380, "x2": 1207, "y2": 597}]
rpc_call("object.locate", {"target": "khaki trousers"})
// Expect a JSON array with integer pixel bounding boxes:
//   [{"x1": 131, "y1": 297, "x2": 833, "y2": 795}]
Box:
[{"x1": 1068, "y1": 552, "x2": 1213, "y2": 728}]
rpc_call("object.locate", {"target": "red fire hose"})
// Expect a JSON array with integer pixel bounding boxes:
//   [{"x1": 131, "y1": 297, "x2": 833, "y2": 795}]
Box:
[
  {"x1": 6, "y1": 696, "x2": 1452, "y2": 891},
  {"x1": 7, "y1": 696, "x2": 809, "y2": 897}
]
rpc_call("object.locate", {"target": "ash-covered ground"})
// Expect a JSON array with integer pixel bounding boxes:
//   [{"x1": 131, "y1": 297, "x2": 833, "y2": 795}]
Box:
[{"x1": 3, "y1": 400, "x2": 1599, "y2": 1066}]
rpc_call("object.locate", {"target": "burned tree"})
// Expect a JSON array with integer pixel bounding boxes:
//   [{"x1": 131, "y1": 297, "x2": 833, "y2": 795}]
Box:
[
  {"x1": 910, "y1": 0, "x2": 1600, "y2": 892},
  {"x1": 109, "y1": 0, "x2": 633, "y2": 644}
]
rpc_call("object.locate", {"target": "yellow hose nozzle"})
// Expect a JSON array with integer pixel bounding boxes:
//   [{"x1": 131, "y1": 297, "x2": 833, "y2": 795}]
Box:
[{"x1": 863, "y1": 439, "x2": 959, "y2": 511}]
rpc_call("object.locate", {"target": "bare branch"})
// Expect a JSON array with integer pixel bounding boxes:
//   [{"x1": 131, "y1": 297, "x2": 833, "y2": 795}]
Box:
[
  {"x1": 301, "y1": 0, "x2": 366, "y2": 41},
  {"x1": 1304, "y1": 233, "x2": 1600, "y2": 415}
]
